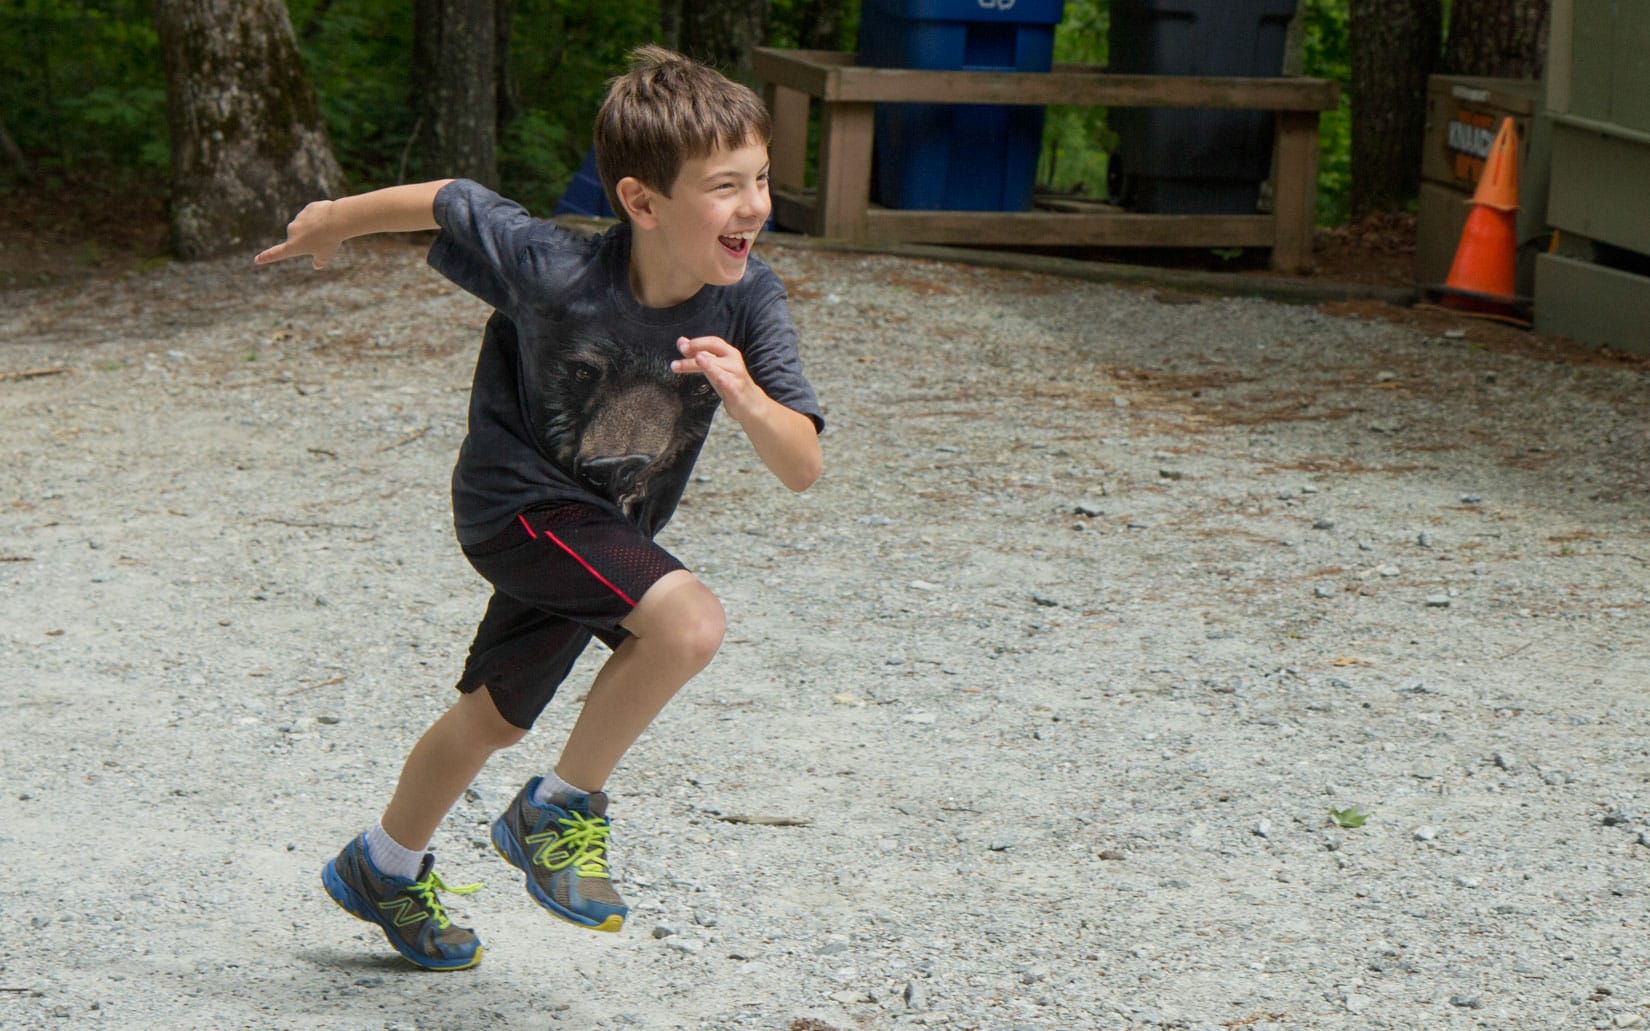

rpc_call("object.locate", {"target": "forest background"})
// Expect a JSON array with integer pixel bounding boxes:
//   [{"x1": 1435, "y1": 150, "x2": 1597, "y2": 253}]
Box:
[{"x1": 0, "y1": 0, "x2": 1548, "y2": 262}]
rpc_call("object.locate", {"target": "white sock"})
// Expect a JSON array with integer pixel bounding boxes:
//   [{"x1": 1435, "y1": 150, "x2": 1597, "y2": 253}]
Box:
[
  {"x1": 364, "y1": 819, "x2": 427, "y2": 881},
  {"x1": 529, "y1": 769, "x2": 590, "y2": 806}
]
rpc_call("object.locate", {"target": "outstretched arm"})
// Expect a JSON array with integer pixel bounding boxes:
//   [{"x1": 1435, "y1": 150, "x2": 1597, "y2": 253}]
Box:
[
  {"x1": 673, "y1": 335, "x2": 822, "y2": 492},
  {"x1": 254, "y1": 180, "x2": 455, "y2": 268}
]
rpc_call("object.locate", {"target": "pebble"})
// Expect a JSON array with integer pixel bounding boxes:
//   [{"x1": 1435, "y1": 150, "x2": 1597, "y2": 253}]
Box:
[
  {"x1": 1252, "y1": 819, "x2": 1272, "y2": 838},
  {"x1": 1413, "y1": 826, "x2": 1438, "y2": 842},
  {"x1": 1073, "y1": 499, "x2": 1106, "y2": 517},
  {"x1": 1425, "y1": 595, "x2": 1452, "y2": 608},
  {"x1": 1449, "y1": 994, "x2": 1482, "y2": 1008},
  {"x1": 903, "y1": 980, "x2": 927, "y2": 1011},
  {"x1": 1314, "y1": 582, "x2": 1338, "y2": 598}
]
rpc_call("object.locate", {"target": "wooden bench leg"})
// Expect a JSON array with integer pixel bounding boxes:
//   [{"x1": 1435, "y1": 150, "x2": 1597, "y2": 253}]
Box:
[
  {"x1": 816, "y1": 101, "x2": 874, "y2": 240},
  {"x1": 765, "y1": 84, "x2": 809, "y2": 194},
  {"x1": 1270, "y1": 110, "x2": 1320, "y2": 273}
]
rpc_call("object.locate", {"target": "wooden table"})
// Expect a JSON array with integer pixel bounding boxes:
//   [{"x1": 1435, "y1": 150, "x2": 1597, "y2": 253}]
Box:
[{"x1": 751, "y1": 48, "x2": 1340, "y2": 273}]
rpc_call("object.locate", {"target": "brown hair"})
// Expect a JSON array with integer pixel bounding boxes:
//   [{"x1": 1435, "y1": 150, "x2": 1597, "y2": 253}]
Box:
[{"x1": 593, "y1": 45, "x2": 772, "y2": 222}]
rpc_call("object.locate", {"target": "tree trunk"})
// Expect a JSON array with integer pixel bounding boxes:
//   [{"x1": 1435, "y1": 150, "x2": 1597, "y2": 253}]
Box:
[
  {"x1": 675, "y1": 0, "x2": 770, "y2": 75},
  {"x1": 413, "y1": 0, "x2": 499, "y2": 188},
  {"x1": 153, "y1": 0, "x2": 345, "y2": 260},
  {"x1": 1349, "y1": 0, "x2": 1441, "y2": 218},
  {"x1": 1443, "y1": 0, "x2": 1549, "y2": 79}
]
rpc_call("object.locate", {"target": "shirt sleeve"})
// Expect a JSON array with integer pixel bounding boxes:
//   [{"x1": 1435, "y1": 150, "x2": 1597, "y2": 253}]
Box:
[
  {"x1": 426, "y1": 179, "x2": 556, "y2": 316},
  {"x1": 740, "y1": 273, "x2": 825, "y2": 434}
]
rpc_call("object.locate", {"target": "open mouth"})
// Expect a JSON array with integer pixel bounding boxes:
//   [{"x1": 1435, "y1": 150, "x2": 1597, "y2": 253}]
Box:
[{"x1": 718, "y1": 231, "x2": 756, "y2": 257}]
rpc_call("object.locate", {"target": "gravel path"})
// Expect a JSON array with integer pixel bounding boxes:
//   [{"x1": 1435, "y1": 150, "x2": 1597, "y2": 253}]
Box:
[{"x1": 3, "y1": 234, "x2": 1648, "y2": 1031}]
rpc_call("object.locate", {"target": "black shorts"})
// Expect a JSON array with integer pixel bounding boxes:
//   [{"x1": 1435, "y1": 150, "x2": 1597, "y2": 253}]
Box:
[{"x1": 456, "y1": 504, "x2": 686, "y2": 729}]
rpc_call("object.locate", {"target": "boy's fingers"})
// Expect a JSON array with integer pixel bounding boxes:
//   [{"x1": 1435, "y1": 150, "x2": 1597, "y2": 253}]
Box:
[{"x1": 677, "y1": 334, "x2": 733, "y2": 357}]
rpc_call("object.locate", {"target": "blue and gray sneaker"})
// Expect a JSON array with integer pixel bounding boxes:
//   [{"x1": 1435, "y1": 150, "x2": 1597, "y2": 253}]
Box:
[
  {"x1": 321, "y1": 834, "x2": 483, "y2": 970},
  {"x1": 491, "y1": 778, "x2": 628, "y2": 932}
]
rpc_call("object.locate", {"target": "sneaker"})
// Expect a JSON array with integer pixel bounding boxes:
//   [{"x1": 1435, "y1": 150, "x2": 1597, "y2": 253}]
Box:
[
  {"x1": 491, "y1": 778, "x2": 628, "y2": 932},
  {"x1": 321, "y1": 834, "x2": 483, "y2": 971}
]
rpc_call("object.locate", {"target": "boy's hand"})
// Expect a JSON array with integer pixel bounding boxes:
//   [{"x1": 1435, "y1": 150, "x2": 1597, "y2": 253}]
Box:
[
  {"x1": 254, "y1": 200, "x2": 344, "y2": 269},
  {"x1": 672, "y1": 335, "x2": 760, "y2": 421}
]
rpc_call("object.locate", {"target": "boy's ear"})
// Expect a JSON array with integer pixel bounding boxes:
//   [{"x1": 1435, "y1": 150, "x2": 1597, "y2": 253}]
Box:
[{"x1": 615, "y1": 177, "x2": 659, "y2": 228}]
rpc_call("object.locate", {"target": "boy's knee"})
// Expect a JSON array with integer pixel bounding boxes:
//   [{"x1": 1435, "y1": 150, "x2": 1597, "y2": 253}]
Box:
[
  {"x1": 459, "y1": 687, "x2": 531, "y2": 751},
  {"x1": 677, "y1": 596, "x2": 726, "y2": 667}
]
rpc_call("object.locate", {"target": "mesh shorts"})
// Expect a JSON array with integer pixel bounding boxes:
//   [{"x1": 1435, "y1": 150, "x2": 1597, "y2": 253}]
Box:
[{"x1": 456, "y1": 504, "x2": 686, "y2": 729}]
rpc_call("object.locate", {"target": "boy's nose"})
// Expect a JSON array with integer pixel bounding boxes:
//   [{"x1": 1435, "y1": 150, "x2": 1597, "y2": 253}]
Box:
[{"x1": 738, "y1": 182, "x2": 769, "y2": 218}]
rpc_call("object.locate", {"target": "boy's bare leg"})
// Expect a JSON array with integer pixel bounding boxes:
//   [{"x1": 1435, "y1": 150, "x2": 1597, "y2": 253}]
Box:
[
  {"x1": 381, "y1": 687, "x2": 528, "y2": 850},
  {"x1": 554, "y1": 569, "x2": 725, "y2": 791}
]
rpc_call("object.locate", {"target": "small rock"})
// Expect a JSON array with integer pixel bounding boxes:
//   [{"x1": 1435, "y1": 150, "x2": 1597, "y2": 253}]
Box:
[
  {"x1": 1417, "y1": 532, "x2": 1433, "y2": 547},
  {"x1": 664, "y1": 936, "x2": 704, "y2": 954},
  {"x1": 1098, "y1": 849, "x2": 1126, "y2": 861},
  {"x1": 1073, "y1": 500, "x2": 1105, "y2": 517},
  {"x1": 1031, "y1": 594, "x2": 1060, "y2": 608},
  {"x1": 1413, "y1": 826, "x2": 1438, "y2": 842},
  {"x1": 651, "y1": 924, "x2": 678, "y2": 939},
  {"x1": 1377, "y1": 564, "x2": 1400, "y2": 577},
  {"x1": 903, "y1": 980, "x2": 927, "y2": 1012},
  {"x1": 1459, "y1": 493, "x2": 1482, "y2": 504},
  {"x1": 1603, "y1": 807, "x2": 1642, "y2": 827},
  {"x1": 1314, "y1": 582, "x2": 1338, "y2": 598},
  {"x1": 1613, "y1": 1012, "x2": 1643, "y2": 1028},
  {"x1": 1158, "y1": 468, "x2": 1185, "y2": 481},
  {"x1": 1449, "y1": 995, "x2": 1482, "y2": 1009},
  {"x1": 1425, "y1": 595, "x2": 1452, "y2": 608},
  {"x1": 1313, "y1": 518, "x2": 1335, "y2": 530},
  {"x1": 909, "y1": 579, "x2": 940, "y2": 591},
  {"x1": 1253, "y1": 819, "x2": 1272, "y2": 838},
  {"x1": 1493, "y1": 752, "x2": 1518, "y2": 772}
]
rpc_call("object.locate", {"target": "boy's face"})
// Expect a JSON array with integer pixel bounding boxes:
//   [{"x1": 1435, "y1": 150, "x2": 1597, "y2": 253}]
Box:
[{"x1": 644, "y1": 134, "x2": 772, "y2": 293}]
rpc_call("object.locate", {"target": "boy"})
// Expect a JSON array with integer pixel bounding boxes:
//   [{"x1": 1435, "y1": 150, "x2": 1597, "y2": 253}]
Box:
[{"x1": 255, "y1": 45, "x2": 824, "y2": 971}]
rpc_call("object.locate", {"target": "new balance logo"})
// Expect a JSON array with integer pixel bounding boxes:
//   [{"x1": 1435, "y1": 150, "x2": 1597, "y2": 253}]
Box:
[{"x1": 377, "y1": 894, "x2": 428, "y2": 928}]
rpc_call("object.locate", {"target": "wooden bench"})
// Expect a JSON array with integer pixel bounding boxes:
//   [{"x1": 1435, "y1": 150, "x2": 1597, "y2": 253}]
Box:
[{"x1": 751, "y1": 48, "x2": 1340, "y2": 273}]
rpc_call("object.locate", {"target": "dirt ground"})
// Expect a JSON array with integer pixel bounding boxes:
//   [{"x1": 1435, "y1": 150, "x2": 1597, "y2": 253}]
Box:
[{"x1": 4, "y1": 197, "x2": 1650, "y2": 1031}]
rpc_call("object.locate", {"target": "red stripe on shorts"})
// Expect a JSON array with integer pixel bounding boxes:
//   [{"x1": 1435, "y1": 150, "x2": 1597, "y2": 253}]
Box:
[{"x1": 517, "y1": 512, "x2": 639, "y2": 607}]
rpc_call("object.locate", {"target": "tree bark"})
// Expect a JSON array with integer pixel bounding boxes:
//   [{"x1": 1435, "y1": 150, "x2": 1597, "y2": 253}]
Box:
[
  {"x1": 1349, "y1": 0, "x2": 1441, "y2": 218},
  {"x1": 1443, "y1": 0, "x2": 1549, "y2": 79},
  {"x1": 413, "y1": 0, "x2": 499, "y2": 188},
  {"x1": 153, "y1": 0, "x2": 345, "y2": 260},
  {"x1": 675, "y1": 0, "x2": 770, "y2": 75}
]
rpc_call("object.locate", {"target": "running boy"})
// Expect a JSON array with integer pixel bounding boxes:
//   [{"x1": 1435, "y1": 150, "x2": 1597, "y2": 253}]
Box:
[{"x1": 255, "y1": 45, "x2": 823, "y2": 971}]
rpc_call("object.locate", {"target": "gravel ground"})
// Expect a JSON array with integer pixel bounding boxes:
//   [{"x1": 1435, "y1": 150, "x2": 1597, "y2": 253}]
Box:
[{"x1": 3, "y1": 233, "x2": 1649, "y2": 1031}]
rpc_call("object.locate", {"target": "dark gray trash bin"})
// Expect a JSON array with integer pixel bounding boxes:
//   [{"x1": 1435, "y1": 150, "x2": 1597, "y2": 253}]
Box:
[{"x1": 1107, "y1": 0, "x2": 1300, "y2": 214}]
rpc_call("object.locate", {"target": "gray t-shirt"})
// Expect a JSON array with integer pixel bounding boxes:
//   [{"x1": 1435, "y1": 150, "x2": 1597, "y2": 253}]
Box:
[{"x1": 428, "y1": 179, "x2": 823, "y2": 546}]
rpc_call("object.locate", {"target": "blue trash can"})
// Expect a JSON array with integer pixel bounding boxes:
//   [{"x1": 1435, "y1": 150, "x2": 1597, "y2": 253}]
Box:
[
  {"x1": 553, "y1": 149, "x2": 616, "y2": 219},
  {"x1": 1107, "y1": 0, "x2": 1300, "y2": 215},
  {"x1": 858, "y1": 0, "x2": 1067, "y2": 212}
]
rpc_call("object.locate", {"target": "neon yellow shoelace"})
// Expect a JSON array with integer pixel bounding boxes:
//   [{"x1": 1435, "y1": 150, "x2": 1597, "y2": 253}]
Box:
[
  {"x1": 527, "y1": 813, "x2": 612, "y2": 879},
  {"x1": 409, "y1": 870, "x2": 482, "y2": 929}
]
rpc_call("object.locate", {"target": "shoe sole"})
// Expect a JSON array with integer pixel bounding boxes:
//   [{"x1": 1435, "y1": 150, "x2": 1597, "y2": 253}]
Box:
[
  {"x1": 320, "y1": 858, "x2": 483, "y2": 971},
  {"x1": 490, "y1": 817, "x2": 625, "y2": 933}
]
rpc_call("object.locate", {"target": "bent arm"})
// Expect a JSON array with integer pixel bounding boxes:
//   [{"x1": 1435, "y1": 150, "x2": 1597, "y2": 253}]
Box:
[
  {"x1": 736, "y1": 395, "x2": 823, "y2": 493},
  {"x1": 255, "y1": 180, "x2": 455, "y2": 268}
]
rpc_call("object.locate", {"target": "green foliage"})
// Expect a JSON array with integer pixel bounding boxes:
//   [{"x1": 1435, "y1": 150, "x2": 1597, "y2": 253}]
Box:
[
  {"x1": 503, "y1": 0, "x2": 662, "y2": 211},
  {"x1": 288, "y1": 0, "x2": 417, "y2": 190},
  {"x1": 1300, "y1": 0, "x2": 1352, "y2": 224},
  {"x1": 1039, "y1": 0, "x2": 1112, "y2": 196},
  {"x1": 1329, "y1": 805, "x2": 1369, "y2": 829},
  {"x1": 0, "y1": 0, "x2": 168, "y2": 189}
]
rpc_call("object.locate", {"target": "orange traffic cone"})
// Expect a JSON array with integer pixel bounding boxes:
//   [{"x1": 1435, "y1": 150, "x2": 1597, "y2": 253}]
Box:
[{"x1": 1433, "y1": 117, "x2": 1528, "y2": 323}]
